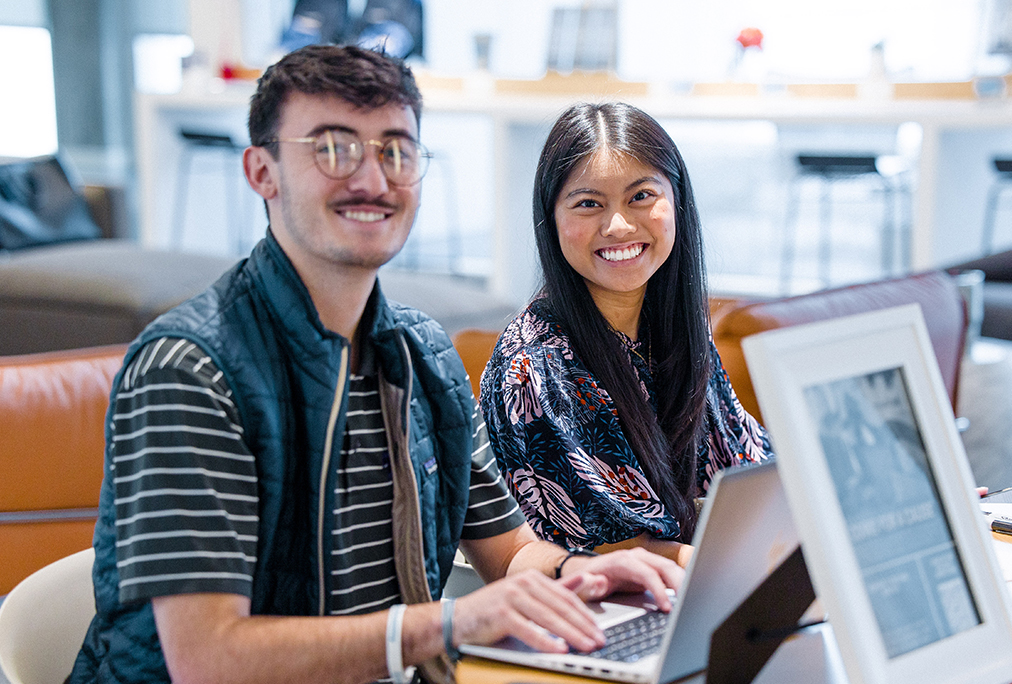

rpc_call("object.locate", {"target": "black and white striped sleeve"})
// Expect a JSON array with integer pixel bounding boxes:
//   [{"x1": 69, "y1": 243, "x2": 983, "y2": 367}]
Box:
[
  {"x1": 111, "y1": 337, "x2": 259, "y2": 604},
  {"x1": 461, "y1": 399, "x2": 525, "y2": 539}
]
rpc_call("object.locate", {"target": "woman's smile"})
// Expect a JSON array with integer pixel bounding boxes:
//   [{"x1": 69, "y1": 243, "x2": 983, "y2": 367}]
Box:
[{"x1": 597, "y1": 242, "x2": 646, "y2": 263}]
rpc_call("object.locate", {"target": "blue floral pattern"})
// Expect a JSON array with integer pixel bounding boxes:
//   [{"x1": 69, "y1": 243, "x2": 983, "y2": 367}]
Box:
[{"x1": 479, "y1": 300, "x2": 772, "y2": 548}]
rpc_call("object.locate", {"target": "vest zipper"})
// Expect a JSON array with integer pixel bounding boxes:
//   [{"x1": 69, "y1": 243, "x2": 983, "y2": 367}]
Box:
[
  {"x1": 397, "y1": 333, "x2": 413, "y2": 445},
  {"x1": 318, "y1": 342, "x2": 349, "y2": 615}
]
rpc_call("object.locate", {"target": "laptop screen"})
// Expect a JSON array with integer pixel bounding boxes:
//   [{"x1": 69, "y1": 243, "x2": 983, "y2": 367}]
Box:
[{"x1": 803, "y1": 366, "x2": 981, "y2": 657}]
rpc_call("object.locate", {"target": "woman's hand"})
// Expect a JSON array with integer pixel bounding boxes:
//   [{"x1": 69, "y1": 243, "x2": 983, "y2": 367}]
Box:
[
  {"x1": 560, "y1": 547, "x2": 685, "y2": 612},
  {"x1": 452, "y1": 570, "x2": 606, "y2": 653}
]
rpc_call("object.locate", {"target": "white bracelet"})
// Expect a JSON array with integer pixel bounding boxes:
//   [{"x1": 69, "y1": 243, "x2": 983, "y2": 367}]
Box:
[{"x1": 386, "y1": 603, "x2": 408, "y2": 684}]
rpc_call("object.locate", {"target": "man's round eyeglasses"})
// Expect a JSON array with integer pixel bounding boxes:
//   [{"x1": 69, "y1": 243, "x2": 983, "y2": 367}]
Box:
[{"x1": 267, "y1": 129, "x2": 432, "y2": 187}]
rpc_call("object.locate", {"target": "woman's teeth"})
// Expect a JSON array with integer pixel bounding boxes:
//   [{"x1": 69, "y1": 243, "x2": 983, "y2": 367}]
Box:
[{"x1": 599, "y1": 244, "x2": 645, "y2": 262}]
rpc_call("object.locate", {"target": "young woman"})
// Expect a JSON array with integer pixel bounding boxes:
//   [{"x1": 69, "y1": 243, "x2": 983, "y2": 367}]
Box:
[{"x1": 479, "y1": 102, "x2": 772, "y2": 566}]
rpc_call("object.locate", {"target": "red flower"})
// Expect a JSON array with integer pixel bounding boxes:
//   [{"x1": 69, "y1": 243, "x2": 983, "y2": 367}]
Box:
[{"x1": 736, "y1": 27, "x2": 763, "y2": 50}]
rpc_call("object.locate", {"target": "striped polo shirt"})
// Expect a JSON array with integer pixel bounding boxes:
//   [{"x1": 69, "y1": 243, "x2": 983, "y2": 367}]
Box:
[{"x1": 111, "y1": 337, "x2": 524, "y2": 610}]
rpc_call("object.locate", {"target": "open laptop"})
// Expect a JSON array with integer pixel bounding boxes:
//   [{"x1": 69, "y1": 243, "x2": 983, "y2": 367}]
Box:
[{"x1": 459, "y1": 460, "x2": 802, "y2": 683}]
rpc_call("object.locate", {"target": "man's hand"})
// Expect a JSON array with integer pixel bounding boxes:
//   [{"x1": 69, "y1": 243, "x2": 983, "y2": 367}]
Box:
[
  {"x1": 453, "y1": 570, "x2": 606, "y2": 653},
  {"x1": 458, "y1": 523, "x2": 685, "y2": 652}
]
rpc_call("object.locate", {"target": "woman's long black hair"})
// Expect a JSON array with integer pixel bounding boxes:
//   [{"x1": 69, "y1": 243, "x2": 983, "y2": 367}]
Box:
[{"x1": 533, "y1": 102, "x2": 712, "y2": 541}]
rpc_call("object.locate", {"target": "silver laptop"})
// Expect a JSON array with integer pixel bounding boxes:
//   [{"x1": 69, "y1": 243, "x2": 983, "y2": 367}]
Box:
[{"x1": 459, "y1": 460, "x2": 801, "y2": 683}]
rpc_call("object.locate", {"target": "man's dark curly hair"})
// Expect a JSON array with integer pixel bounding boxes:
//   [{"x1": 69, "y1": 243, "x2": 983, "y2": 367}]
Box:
[{"x1": 248, "y1": 44, "x2": 422, "y2": 156}]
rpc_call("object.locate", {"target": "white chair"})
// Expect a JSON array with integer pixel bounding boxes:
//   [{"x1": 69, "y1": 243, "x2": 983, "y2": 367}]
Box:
[
  {"x1": 0, "y1": 548, "x2": 95, "y2": 684},
  {"x1": 443, "y1": 549, "x2": 485, "y2": 599}
]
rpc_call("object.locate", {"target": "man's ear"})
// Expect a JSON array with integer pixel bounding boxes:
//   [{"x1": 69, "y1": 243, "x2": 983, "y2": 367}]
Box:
[{"x1": 244, "y1": 146, "x2": 279, "y2": 200}]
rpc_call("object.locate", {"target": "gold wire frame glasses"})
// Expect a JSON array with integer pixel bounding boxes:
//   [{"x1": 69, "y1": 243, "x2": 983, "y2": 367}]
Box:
[{"x1": 268, "y1": 128, "x2": 431, "y2": 186}]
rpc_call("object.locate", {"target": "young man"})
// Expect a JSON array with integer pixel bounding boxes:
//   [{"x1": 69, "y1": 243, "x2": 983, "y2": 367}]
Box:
[{"x1": 68, "y1": 45, "x2": 682, "y2": 684}]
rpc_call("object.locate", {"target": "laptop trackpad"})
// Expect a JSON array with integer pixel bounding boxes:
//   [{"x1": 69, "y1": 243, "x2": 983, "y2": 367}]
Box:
[{"x1": 590, "y1": 593, "x2": 657, "y2": 629}]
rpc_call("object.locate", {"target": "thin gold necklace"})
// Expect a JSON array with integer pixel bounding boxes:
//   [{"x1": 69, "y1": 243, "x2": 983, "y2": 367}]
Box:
[{"x1": 625, "y1": 320, "x2": 652, "y2": 370}]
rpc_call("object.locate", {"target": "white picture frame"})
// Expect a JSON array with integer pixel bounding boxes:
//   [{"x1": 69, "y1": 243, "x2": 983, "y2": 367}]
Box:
[{"x1": 742, "y1": 304, "x2": 1012, "y2": 684}]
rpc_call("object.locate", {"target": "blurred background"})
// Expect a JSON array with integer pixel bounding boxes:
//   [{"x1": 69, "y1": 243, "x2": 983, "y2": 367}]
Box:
[{"x1": 3, "y1": 0, "x2": 1012, "y2": 304}]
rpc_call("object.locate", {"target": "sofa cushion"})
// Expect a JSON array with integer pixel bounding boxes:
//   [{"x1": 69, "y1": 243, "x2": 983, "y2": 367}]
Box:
[
  {"x1": 712, "y1": 271, "x2": 967, "y2": 423},
  {"x1": 0, "y1": 344, "x2": 126, "y2": 593},
  {"x1": 0, "y1": 240, "x2": 235, "y2": 355}
]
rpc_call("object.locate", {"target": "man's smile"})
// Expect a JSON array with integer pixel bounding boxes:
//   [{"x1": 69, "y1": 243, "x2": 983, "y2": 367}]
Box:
[
  {"x1": 330, "y1": 196, "x2": 397, "y2": 224},
  {"x1": 339, "y1": 209, "x2": 389, "y2": 222}
]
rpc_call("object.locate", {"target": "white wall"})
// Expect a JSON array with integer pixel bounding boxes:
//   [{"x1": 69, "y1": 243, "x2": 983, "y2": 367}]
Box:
[
  {"x1": 421, "y1": 0, "x2": 991, "y2": 83},
  {"x1": 0, "y1": 0, "x2": 47, "y2": 27}
]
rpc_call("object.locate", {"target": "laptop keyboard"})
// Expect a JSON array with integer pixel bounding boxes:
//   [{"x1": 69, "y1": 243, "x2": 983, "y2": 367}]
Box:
[{"x1": 573, "y1": 610, "x2": 671, "y2": 662}]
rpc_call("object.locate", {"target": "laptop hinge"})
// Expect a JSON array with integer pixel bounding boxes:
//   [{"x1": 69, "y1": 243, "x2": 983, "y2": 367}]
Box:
[{"x1": 704, "y1": 545, "x2": 818, "y2": 684}]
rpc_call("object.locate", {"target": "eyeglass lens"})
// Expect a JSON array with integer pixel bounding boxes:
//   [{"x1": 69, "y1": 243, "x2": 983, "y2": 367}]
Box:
[{"x1": 316, "y1": 130, "x2": 427, "y2": 185}]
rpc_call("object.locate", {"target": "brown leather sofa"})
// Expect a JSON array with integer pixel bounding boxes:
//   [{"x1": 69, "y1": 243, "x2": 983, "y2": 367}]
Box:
[
  {"x1": 0, "y1": 344, "x2": 126, "y2": 594},
  {"x1": 711, "y1": 270, "x2": 968, "y2": 423}
]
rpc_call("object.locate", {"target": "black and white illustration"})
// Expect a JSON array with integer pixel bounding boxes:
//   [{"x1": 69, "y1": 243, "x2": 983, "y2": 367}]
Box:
[{"x1": 804, "y1": 368, "x2": 981, "y2": 657}]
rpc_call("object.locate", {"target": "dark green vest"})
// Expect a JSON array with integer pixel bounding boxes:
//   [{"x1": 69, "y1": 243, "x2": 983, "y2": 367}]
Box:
[{"x1": 69, "y1": 233, "x2": 474, "y2": 682}]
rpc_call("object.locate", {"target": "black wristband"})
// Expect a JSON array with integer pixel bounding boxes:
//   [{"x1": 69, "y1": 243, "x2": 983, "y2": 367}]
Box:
[{"x1": 554, "y1": 548, "x2": 599, "y2": 579}]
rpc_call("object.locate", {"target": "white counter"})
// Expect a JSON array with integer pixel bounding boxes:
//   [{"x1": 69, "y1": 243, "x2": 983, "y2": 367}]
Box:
[{"x1": 134, "y1": 82, "x2": 1012, "y2": 302}]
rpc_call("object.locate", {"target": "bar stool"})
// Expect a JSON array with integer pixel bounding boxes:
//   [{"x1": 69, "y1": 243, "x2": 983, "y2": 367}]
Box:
[
  {"x1": 780, "y1": 154, "x2": 910, "y2": 294},
  {"x1": 980, "y1": 158, "x2": 1012, "y2": 255},
  {"x1": 172, "y1": 129, "x2": 247, "y2": 254}
]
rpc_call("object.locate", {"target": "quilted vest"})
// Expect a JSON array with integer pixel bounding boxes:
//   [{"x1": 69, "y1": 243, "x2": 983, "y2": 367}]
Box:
[{"x1": 68, "y1": 233, "x2": 474, "y2": 683}]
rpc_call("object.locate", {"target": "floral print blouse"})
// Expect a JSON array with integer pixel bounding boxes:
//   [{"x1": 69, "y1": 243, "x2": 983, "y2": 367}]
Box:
[{"x1": 478, "y1": 300, "x2": 772, "y2": 549}]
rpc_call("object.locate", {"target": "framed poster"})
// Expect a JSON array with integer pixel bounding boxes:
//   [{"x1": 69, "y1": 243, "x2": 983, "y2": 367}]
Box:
[{"x1": 743, "y1": 304, "x2": 1012, "y2": 684}]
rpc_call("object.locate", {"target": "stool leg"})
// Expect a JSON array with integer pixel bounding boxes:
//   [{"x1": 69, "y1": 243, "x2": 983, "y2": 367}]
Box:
[
  {"x1": 898, "y1": 178, "x2": 911, "y2": 273},
  {"x1": 172, "y1": 147, "x2": 194, "y2": 249},
  {"x1": 780, "y1": 177, "x2": 802, "y2": 295},
  {"x1": 982, "y1": 181, "x2": 1003, "y2": 256},
  {"x1": 818, "y1": 179, "x2": 832, "y2": 287},
  {"x1": 880, "y1": 180, "x2": 895, "y2": 276}
]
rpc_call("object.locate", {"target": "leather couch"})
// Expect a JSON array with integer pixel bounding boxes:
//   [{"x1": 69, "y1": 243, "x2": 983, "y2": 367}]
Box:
[
  {"x1": 711, "y1": 270, "x2": 968, "y2": 423},
  {"x1": 0, "y1": 272, "x2": 968, "y2": 594},
  {"x1": 0, "y1": 344, "x2": 126, "y2": 594}
]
